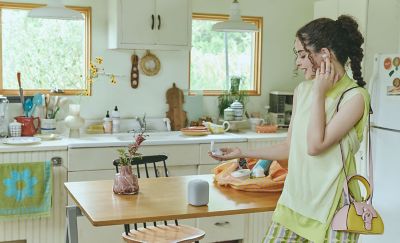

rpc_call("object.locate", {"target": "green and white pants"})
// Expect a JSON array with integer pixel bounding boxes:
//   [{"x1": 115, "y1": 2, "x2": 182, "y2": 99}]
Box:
[
  {"x1": 263, "y1": 190, "x2": 359, "y2": 243},
  {"x1": 263, "y1": 221, "x2": 359, "y2": 243}
]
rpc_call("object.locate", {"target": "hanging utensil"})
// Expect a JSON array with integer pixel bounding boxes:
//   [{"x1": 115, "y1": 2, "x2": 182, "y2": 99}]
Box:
[
  {"x1": 29, "y1": 93, "x2": 44, "y2": 117},
  {"x1": 23, "y1": 98, "x2": 33, "y2": 117},
  {"x1": 45, "y1": 94, "x2": 50, "y2": 118},
  {"x1": 131, "y1": 52, "x2": 139, "y2": 88},
  {"x1": 17, "y1": 72, "x2": 24, "y2": 112}
]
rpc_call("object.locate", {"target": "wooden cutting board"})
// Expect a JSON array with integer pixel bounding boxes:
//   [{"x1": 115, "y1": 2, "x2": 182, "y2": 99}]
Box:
[{"x1": 166, "y1": 83, "x2": 187, "y2": 131}]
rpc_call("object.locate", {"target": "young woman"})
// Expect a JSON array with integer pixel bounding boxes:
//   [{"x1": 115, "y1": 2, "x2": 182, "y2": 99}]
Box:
[{"x1": 209, "y1": 15, "x2": 370, "y2": 243}]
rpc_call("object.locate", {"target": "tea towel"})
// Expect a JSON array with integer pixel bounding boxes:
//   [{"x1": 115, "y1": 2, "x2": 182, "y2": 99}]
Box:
[{"x1": 0, "y1": 161, "x2": 52, "y2": 219}]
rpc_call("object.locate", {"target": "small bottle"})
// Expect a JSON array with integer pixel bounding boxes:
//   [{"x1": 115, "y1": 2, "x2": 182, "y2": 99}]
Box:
[
  {"x1": 103, "y1": 110, "x2": 112, "y2": 134},
  {"x1": 112, "y1": 106, "x2": 120, "y2": 133}
]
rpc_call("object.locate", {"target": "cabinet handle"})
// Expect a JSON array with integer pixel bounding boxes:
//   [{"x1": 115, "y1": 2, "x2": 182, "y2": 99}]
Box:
[
  {"x1": 157, "y1": 15, "x2": 161, "y2": 30},
  {"x1": 51, "y1": 156, "x2": 62, "y2": 166},
  {"x1": 214, "y1": 221, "x2": 230, "y2": 226},
  {"x1": 151, "y1": 14, "x2": 155, "y2": 30}
]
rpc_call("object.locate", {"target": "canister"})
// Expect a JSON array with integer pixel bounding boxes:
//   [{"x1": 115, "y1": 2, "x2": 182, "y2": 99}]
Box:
[
  {"x1": 230, "y1": 100, "x2": 243, "y2": 121},
  {"x1": 223, "y1": 107, "x2": 235, "y2": 121}
]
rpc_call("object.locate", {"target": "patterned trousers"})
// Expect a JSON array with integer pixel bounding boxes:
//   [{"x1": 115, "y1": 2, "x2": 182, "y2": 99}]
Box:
[{"x1": 263, "y1": 221, "x2": 359, "y2": 243}]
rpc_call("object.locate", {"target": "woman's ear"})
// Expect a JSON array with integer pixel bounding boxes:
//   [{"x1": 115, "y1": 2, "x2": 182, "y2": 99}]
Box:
[{"x1": 320, "y1": 48, "x2": 331, "y2": 59}]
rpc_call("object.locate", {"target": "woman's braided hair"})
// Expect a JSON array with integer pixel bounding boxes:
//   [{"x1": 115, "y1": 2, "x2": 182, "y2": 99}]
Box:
[{"x1": 296, "y1": 15, "x2": 366, "y2": 87}]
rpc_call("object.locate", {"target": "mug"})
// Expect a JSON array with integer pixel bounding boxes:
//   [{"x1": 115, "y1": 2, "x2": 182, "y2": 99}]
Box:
[
  {"x1": 203, "y1": 121, "x2": 230, "y2": 134},
  {"x1": 249, "y1": 118, "x2": 265, "y2": 131},
  {"x1": 15, "y1": 116, "x2": 40, "y2": 136}
]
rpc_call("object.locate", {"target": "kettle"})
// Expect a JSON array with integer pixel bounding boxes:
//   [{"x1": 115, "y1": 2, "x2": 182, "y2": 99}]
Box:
[{"x1": 0, "y1": 95, "x2": 9, "y2": 137}]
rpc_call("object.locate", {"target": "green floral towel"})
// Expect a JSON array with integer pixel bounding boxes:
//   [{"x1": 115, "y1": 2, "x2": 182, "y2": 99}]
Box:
[{"x1": 0, "y1": 161, "x2": 52, "y2": 219}]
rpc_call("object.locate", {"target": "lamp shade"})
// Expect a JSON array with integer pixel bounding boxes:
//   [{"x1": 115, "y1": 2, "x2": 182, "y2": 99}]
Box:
[
  {"x1": 212, "y1": 0, "x2": 258, "y2": 32},
  {"x1": 28, "y1": 0, "x2": 83, "y2": 20}
]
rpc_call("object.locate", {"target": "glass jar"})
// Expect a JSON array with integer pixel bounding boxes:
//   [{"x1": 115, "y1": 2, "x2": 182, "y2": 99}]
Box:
[{"x1": 0, "y1": 96, "x2": 9, "y2": 137}]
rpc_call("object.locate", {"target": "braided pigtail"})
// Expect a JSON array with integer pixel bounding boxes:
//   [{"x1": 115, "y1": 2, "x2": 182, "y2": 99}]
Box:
[{"x1": 336, "y1": 15, "x2": 366, "y2": 87}]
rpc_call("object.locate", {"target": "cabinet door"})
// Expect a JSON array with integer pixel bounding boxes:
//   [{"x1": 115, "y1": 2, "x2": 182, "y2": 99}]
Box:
[
  {"x1": 120, "y1": 0, "x2": 156, "y2": 45},
  {"x1": 197, "y1": 164, "x2": 245, "y2": 242},
  {"x1": 155, "y1": 0, "x2": 190, "y2": 46},
  {"x1": 0, "y1": 150, "x2": 67, "y2": 243}
]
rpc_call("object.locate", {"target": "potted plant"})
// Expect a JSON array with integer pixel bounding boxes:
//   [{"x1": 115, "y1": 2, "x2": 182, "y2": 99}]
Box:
[
  {"x1": 218, "y1": 76, "x2": 248, "y2": 118},
  {"x1": 112, "y1": 123, "x2": 147, "y2": 195}
]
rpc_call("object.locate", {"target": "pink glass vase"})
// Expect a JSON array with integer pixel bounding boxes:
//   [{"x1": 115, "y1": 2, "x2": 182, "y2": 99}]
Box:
[{"x1": 113, "y1": 165, "x2": 139, "y2": 195}]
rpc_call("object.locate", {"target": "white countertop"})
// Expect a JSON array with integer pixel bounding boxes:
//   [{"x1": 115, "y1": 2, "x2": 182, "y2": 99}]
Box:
[{"x1": 0, "y1": 130, "x2": 287, "y2": 152}]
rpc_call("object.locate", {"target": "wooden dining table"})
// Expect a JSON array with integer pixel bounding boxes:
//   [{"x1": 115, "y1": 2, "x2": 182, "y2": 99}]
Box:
[{"x1": 64, "y1": 174, "x2": 281, "y2": 243}]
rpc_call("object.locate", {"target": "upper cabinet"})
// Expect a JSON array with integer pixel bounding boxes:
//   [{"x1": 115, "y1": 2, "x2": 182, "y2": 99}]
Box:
[{"x1": 108, "y1": 0, "x2": 192, "y2": 50}]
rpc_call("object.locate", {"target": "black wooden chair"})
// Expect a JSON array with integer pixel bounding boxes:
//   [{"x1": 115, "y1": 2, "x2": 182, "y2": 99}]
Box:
[{"x1": 113, "y1": 155, "x2": 205, "y2": 243}]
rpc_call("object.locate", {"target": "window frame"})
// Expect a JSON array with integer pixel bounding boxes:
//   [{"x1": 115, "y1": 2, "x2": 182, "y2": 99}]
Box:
[
  {"x1": 0, "y1": 2, "x2": 92, "y2": 96},
  {"x1": 190, "y1": 13, "x2": 263, "y2": 96}
]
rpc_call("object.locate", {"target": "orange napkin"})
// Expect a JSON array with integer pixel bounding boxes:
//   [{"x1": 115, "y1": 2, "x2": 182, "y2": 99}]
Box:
[{"x1": 213, "y1": 159, "x2": 288, "y2": 192}]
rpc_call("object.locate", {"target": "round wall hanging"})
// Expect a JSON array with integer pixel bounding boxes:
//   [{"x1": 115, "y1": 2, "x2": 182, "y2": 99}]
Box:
[{"x1": 140, "y1": 50, "x2": 161, "y2": 76}]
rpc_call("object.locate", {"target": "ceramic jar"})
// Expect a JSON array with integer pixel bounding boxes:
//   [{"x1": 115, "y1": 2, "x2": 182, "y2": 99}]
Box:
[
  {"x1": 8, "y1": 119, "x2": 21, "y2": 137},
  {"x1": 64, "y1": 104, "x2": 84, "y2": 138},
  {"x1": 223, "y1": 107, "x2": 235, "y2": 121},
  {"x1": 230, "y1": 100, "x2": 243, "y2": 121},
  {"x1": 41, "y1": 118, "x2": 56, "y2": 134}
]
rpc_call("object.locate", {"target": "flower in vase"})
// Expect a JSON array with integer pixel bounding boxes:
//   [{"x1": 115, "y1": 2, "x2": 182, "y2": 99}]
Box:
[{"x1": 116, "y1": 119, "x2": 148, "y2": 166}]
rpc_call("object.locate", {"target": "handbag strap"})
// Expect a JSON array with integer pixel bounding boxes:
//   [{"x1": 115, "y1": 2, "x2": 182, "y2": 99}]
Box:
[{"x1": 335, "y1": 86, "x2": 373, "y2": 205}]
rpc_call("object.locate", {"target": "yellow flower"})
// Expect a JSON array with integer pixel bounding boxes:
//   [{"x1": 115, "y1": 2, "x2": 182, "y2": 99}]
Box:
[
  {"x1": 95, "y1": 57, "x2": 104, "y2": 65},
  {"x1": 111, "y1": 75, "x2": 117, "y2": 84}
]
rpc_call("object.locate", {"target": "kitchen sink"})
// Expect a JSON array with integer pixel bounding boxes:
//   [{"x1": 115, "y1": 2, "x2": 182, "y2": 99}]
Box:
[{"x1": 116, "y1": 131, "x2": 177, "y2": 141}]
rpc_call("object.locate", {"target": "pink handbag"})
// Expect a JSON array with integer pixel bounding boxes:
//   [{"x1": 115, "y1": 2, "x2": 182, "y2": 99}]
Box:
[{"x1": 331, "y1": 87, "x2": 384, "y2": 234}]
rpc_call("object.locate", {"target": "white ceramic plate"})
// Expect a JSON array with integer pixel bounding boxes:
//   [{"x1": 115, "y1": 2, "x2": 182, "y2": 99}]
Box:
[
  {"x1": 34, "y1": 133, "x2": 61, "y2": 141},
  {"x1": 3, "y1": 137, "x2": 42, "y2": 145}
]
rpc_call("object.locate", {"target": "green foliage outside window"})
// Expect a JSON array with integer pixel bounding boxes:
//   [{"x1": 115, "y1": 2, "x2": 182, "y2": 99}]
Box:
[
  {"x1": 1, "y1": 8, "x2": 86, "y2": 90},
  {"x1": 190, "y1": 18, "x2": 254, "y2": 92}
]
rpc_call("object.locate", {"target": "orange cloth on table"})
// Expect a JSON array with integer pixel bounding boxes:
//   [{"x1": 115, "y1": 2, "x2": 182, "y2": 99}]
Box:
[{"x1": 213, "y1": 160, "x2": 288, "y2": 192}]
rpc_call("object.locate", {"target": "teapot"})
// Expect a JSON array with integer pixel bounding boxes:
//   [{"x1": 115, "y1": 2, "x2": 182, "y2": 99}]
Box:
[{"x1": 202, "y1": 121, "x2": 230, "y2": 134}]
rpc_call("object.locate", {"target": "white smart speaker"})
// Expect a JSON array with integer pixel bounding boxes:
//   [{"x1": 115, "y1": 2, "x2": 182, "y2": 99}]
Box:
[{"x1": 188, "y1": 179, "x2": 209, "y2": 206}]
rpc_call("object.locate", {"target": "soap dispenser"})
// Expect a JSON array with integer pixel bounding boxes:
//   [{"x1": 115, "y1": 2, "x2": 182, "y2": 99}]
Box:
[
  {"x1": 103, "y1": 110, "x2": 112, "y2": 134},
  {"x1": 111, "y1": 106, "x2": 120, "y2": 133}
]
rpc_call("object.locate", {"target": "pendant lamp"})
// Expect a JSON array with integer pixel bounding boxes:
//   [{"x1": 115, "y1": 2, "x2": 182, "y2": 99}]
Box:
[
  {"x1": 28, "y1": 0, "x2": 83, "y2": 20},
  {"x1": 212, "y1": 0, "x2": 258, "y2": 32}
]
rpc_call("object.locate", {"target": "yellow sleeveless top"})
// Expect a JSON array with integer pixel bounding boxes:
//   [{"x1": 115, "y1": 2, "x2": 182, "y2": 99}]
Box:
[{"x1": 272, "y1": 74, "x2": 370, "y2": 243}]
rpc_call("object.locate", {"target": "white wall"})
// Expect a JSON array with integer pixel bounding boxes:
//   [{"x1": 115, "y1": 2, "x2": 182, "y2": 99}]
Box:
[{"x1": 7, "y1": 0, "x2": 315, "y2": 123}]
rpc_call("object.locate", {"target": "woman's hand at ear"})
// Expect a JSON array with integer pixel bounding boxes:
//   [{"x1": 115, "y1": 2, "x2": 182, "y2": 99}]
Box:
[{"x1": 313, "y1": 57, "x2": 340, "y2": 95}]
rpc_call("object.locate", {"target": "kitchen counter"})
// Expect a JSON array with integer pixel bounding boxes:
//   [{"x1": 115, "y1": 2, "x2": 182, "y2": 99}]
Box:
[{"x1": 0, "y1": 130, "x2": 287, "y2": 152}]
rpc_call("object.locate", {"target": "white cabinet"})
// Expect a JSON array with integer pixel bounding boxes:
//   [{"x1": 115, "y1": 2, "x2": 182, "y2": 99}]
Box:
[
  {"x1": 108, "y1": 0, "x2": 192, "y2": 50},
  {"x1": 198, "y1": 164, "x2": 245, "y2": 243},
  {"x1": 244, "y1": 138, "x2": 286, "y2": 243}
]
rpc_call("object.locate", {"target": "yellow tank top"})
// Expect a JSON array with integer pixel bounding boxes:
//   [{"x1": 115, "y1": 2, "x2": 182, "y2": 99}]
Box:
[{"x1": 272, "y1": 74, "x2": 370, "y2": 242}]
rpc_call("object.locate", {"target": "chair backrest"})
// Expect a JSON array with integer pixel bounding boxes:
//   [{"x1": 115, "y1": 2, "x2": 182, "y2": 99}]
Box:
[
  {"x1": 113, "y1": 155, "x2": 169, "y2": 178},
  {"x1": 112, "y1": 155, "x2": 178, "y2": 232}
]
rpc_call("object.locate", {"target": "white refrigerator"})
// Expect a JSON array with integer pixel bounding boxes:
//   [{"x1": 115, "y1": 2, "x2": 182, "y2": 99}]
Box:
[{"x1": 361, "y1": 54, "x2": 400, "y2": 243}]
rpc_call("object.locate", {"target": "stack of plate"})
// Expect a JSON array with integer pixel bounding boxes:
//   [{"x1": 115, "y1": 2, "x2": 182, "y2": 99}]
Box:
[{"x1": 180, "y1": 126, "x2": 209, "y2": 136}]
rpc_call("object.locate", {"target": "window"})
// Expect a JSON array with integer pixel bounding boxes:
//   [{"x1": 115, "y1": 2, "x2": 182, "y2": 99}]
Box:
[
  {"x1": 0, "y1": 2, "x2": 91, "y2": 96},
  {"x1": 190, "y1": 13, "x2": 262, "y2": 96}
]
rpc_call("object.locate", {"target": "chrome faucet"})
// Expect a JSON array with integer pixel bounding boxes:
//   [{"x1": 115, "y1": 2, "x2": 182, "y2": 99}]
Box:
[{"x1": 136, "y1": 114, "x2": 146, "y2": 132}]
